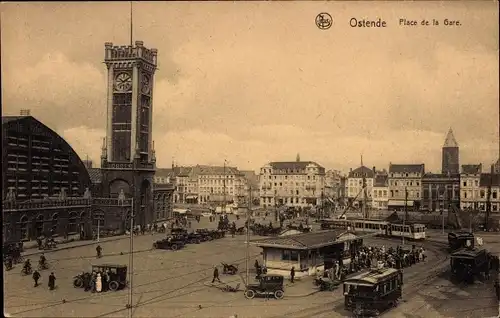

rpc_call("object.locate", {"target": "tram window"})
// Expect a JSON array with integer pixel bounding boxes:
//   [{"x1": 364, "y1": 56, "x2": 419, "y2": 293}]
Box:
[{"x1": 383, "y1": 283, "x2": 387, "y2": 293}]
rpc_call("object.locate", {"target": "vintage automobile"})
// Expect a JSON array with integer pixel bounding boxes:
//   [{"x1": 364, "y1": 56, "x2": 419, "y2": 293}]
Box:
[
  {"x1": 171, "y1": 228, "x2": 203, "y2": 244},
  {"x1": 153, "y1": 237, "x2": 185, "y2": 251},
  {"x1": 344, "y1": 267, "x2": 403, "y2": 316},
  {"x1": 244, "y1": 274, "x2": 285, "y2": 300},
  {"x1": 73, "y1": 264, "x2": 128, "y2": 291},
  {"x1": 450, "y1": 247, "x2": 489, "y2": 284},
  {"x1": 448, "y1": 231, "x2": 474, "y2": 252}
]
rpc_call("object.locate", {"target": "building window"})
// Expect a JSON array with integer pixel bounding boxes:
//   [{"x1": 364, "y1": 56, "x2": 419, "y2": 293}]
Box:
[
  {"x1": 463, "y1": 191, "x2": 467, "y2": 199},
  {"x1": 282, "y1": 250, "x2": 299, "y2": 261},
  {"x1": 463, "y1": 181, "x2": 467, "y2": 187},
  {"x1": 480, "y1": 190, "x2": 485, "y2": 198},
  {"x1": 19, "y1": 215, "x2": 29, "y2": 240},
  {"x1": 493, "y1": 192, "x2": 498, "y2": 199},
  {"x1": 416, "y1": 182, "x2": 419, "y2": 186},
  {"x1": 474, "y1": 180, "x2": 479, "y2": 187},
  {"x1": 35, "y1": 214, "x2": 44, "y2": 238}
]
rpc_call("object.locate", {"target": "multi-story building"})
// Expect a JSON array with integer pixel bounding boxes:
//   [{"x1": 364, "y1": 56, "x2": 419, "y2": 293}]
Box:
[
  {"x1": 347, "y1": 166, "x2": 375, "y2": 207},
  {"x1": 460, "y1": 164, "x2": 482, "y2": 210},
  {"x1": 388, "y1": 163, "x2": 425, "y2": 210},
  {"x1": 422, "y1": 173, "x2": 460, "y2": 211},
  {"x1": 259, "y1": 159, "x2": 325, "y2": 208},
  {"x1": 372, "y1": 173, "x2": 389, "y2": 210},
  {"x1": 478, "y1": 173, "x2": 500, "y2": 213},
  {"x1": 156, "y1": 165, "x2": 252, "y2": 205}
]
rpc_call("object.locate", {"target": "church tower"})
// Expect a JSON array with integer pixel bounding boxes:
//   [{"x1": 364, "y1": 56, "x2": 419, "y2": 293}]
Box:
[
  {"x1": 100, "y1": 41, "x2": 158, "y2": 227},
  {"x1": 442, "y1": 128, "x2": 459, "y2": 175}
]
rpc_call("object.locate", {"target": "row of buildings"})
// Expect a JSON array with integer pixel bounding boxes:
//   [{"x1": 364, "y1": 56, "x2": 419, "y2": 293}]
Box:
[
  {"x1": 345, "y1": 129, "x2": 500, "y2": 214},
  {"x1": 154, "y1": 165, "x2": 260, "y2": 206}
]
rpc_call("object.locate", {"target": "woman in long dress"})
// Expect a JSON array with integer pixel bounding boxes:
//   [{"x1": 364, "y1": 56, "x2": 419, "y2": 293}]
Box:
[{"x1": 96, "y1": 273, "x2": 102, "y2": 293}]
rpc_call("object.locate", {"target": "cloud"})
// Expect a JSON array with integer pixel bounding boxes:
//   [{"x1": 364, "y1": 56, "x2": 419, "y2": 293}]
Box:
[
  {"x1": 61, "y1": 126, "x2": 105, "y2": 165},
  {"x1": 2, "y1": 52, "x2": 107, "y2": 131}
]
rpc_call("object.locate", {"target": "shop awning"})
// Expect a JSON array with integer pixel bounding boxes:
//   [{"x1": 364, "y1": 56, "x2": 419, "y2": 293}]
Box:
[{"x1": 388, "y1": 200, "x2": 414, "y2": 207}]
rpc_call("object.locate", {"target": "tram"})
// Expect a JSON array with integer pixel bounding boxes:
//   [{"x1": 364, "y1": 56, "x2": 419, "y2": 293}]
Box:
[
  {"x1": 448, "y1": 231, "x2": 474, "y2": 252},
  {"x1": 344, "y1": 267, "x2": 403, "y2": 316},
  {"x1": 450, "y1": 247, "x2": 488, "y2": 284},
  {"x1": 320, "y1": 218, "x2": 426, "y2": 240}
]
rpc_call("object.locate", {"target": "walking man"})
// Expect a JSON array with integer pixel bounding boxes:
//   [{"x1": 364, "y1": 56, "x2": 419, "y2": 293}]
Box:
[
  {"x1": 290, "y1": 266, "x2": 295, "y2": 283},
  {"x1": 32, "y1": 270, "x2": 41, "y2": 287},
  {"x1": 212, "y1": 266, "x2": 221, "y2": 283}
]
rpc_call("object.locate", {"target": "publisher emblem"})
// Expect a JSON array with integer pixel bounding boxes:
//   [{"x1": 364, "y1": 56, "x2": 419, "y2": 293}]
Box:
[{"x1": 315, "y1": 13, "x2": 333, "y2": 30}]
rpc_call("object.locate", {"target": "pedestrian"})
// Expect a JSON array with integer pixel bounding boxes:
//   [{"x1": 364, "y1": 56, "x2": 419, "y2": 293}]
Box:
[
  {"x1": 212, "y1": 266, "x2": 221, "y2": 283},
  {"x1": 48, "y1": 272, "x2": 56, "y2": 290},
  {"x1": 290, "y1": 266, "x2": 295, "y2": 283},
  {"x1": 96, "y1": 245, "x2": 102, "y2": 258},
  {"x1": 32, "y1": 270, "x2": 41, "y2": 287},
  {"x1": 96, "y1": 273, "x2": 102, "y2": 293},
  {"x1": 91, "y1": 272, "x2": 97, "y2": 293},
  {"x1": 102, "y1": 271, "x2": 108, "y2": 292}
]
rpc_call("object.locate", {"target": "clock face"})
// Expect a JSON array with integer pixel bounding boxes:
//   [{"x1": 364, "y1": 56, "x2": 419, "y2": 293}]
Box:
[
  {"x1": 114, "y1": 73, "x2": 132, "y2": 92},
  {"x1": 141, "y1": 74, "x2": 151, "y2": 94}
]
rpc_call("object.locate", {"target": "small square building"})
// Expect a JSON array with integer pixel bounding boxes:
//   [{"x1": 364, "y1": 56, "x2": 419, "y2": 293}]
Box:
[{"x1": 252, "y1": 230, "x2": 362, "y2": 278}]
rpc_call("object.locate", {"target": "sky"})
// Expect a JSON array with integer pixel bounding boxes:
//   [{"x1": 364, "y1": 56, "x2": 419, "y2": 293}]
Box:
[{"x1": 1, "y1": 2, "x2": 499, "y2": 174}]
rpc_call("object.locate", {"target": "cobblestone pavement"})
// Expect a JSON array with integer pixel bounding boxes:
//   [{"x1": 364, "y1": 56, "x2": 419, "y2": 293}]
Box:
[{"x1": 6, "y1": 218, "x2": 489, "y2": 318}]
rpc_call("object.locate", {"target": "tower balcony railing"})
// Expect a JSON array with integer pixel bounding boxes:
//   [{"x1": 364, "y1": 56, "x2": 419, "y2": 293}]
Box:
[{"x1": 102, "y1": 161, "x2": 155, "y2": 170}]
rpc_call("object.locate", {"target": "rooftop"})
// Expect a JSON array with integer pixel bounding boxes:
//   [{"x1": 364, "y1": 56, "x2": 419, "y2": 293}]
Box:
[
  {"x1": 2, "y1": 116, "x2": 28, "y2": 125},
  {"x1": 479, "y1": 173, "x2": 500, "y2": 187},
  {"x1": 251, "y1": 230, "x2": 355, "y2": 250},
  {"x1": 374, "y1": 174, "x2": 388, "y2": 187},
  {"x1": 348, "y1": 166, "x2": 375, "y2": 179},
  {"x1": 461, "y1": 164, "x2": 482, "y2": 175},
  {"x1": 389, "y1": 164, "x2": 425, "y2": 175},
  {"x1": 269, "y1": 161, "x2": 325, "y2": 174},
  {"x1": 88, "y1": 168, "x2": 102, "y2": 184},
  {"x1": 443, "y1": 128, "x2": 459, "y2": 148}
]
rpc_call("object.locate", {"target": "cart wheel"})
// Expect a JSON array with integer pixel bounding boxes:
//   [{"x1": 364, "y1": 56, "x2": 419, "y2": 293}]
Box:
[
  {"x1": 274, "y1": 290, "x2": 284, "y2": 299},
  {"x1": 171, "y1": 244, "x2": 178, "y2": 251},
  {"x1": 108, "y1": 281, "x2": 119, "y2": 291},
  {"x1": 73, "y1": 278, "x2": 83, "y2": 288},
  {"x1": 244, "y1": 289, "x2": 255, "y2": 299}
]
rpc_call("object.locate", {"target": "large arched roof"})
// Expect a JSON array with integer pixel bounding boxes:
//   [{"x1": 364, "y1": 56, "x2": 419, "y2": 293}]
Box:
[{"x1": 2, "y1": 115, "x2": 92, "y2": 188}]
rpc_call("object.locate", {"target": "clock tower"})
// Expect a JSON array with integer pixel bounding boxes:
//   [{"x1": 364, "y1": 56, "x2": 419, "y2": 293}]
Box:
[
  {"x1": 100, "y1": 41, "x2": 158, "y2": 227},
  {"x1": 442, "y1": 128, "x2": 459, "y2": 175}
]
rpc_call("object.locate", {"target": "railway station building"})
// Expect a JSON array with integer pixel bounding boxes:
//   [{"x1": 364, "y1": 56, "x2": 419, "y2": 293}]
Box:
[{"x1": 252, "y1": 230, "x2": 362, "y2": 278}]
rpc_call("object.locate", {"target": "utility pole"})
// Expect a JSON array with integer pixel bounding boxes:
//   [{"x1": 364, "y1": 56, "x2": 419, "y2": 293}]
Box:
[
  {"x1": 223, "y1": 160, "x2": 227, "y2": 215},
  {"x1": 403, "y1": 186, "x2": 407, "y2": 246},
  {"x1": 245, "y1": 186, "x2": 251, "y2": 287},
  {"x1": 485, "y1": 164, "x2": 493, "y2": 231},
  {"x1": 128, "y1": 196, "x2": 134, "y2": 318}
]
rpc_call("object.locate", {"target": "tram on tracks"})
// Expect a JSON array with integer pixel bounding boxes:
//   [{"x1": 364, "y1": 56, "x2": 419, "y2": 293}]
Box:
[
  {"x1": 450, "y1": 247, "x2": 488, "y2": 284},
  {"x1": 320, "y1": 218, "x2": 426, "y2": 241},
  {"x1": 344, "y1": 267, "x2": 403, "y2": 317}
]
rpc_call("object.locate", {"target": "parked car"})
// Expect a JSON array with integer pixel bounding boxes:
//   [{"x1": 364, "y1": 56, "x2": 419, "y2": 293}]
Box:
[
  {"x1": 244, "y1": 274, "x2": 285, "y2": 300},
  {"x1": 153, "y1": 238, "x2": 185, "y2": 250}
]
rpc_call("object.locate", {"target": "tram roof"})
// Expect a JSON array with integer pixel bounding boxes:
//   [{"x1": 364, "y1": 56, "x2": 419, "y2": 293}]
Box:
[
  {"x1": 344, "y1": 267, "x2": 401, "y2": 286},
  {"x1": 451, "y1": 248, "x2": 486, "y2": 259}
]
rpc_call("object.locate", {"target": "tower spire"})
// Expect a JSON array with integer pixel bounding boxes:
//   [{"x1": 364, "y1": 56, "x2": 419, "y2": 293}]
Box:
[{"x1": 443, "y1": 128, "x2": 458, "y2": 148}]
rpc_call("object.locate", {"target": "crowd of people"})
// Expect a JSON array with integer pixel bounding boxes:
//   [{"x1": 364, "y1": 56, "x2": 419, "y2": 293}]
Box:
[{"x1": 318, "y1": 244, "x2": 427, "y2": 282}]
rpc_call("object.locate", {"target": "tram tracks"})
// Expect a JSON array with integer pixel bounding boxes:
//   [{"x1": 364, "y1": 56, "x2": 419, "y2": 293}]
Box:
[{"x1": 276, "y1": 240, "x2": 450, "y2": 318}]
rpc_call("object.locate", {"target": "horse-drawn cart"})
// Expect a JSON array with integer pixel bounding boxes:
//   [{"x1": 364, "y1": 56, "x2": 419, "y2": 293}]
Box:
[{"x1": 221, "y1": 262, "x2": 239, "y2": 275}]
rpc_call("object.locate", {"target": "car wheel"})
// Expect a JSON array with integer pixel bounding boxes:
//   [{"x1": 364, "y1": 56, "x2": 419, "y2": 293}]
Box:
[
  {"x1": 171, "y1": 244, "x2": 178, "y2": 251},
  {"x1": 274, "y1": 289, "x2": 284, "y2": 299},
  {"x1": 244, "y1": 289, "x2": 256, "y2": 299},
  {"x1": 73, "y1": 277, "x2": 83, "y2": 288},
  {"x1": 108, "y1": 281, "x2": 119, "y2": 291}
]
